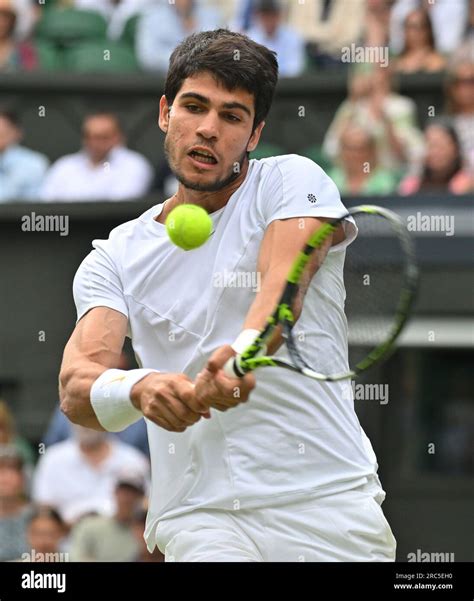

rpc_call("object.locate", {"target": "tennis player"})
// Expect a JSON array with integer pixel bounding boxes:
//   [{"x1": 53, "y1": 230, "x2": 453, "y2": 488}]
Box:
[{"x1": 60, "y1": 29, "x2": 396, "y2": 562}]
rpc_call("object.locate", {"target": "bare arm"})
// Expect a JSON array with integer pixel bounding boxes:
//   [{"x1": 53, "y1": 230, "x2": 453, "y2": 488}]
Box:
[
  {"x1": 194, "y1": 216, "x2": 344, "y2": 405},
  {"x1": 59, "y1": 306, "x2": 244, "y2": 430},
  {"x1": 59, "y1": 307, "x2": 128, "y2": 430},
  {"x1": 242, "y1": 216, "x2": 343, "y2": 353}
]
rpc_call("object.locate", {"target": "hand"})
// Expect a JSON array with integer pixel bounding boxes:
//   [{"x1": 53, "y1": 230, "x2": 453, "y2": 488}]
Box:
[
  {"x1": 193, "y1": 345, "x2": 256, "y2": 412},
  {"x1": 131, "y1": 373, "x2": 209, "y2": 433}
]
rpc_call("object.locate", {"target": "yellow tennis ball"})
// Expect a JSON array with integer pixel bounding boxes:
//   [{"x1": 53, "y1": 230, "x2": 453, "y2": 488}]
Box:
[{"x1": 165, "y1": 204, "x2": 212, "y2": 251}]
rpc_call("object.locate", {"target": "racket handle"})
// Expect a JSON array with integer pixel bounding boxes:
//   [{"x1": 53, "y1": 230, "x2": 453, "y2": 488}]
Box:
[{"x1": 223, "y1": 356, "x2": 245, "y2": 378}]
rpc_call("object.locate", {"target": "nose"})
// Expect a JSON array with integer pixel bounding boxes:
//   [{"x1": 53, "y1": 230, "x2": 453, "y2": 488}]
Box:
[{"x1": 195, "y1": 109, "x2": 219, "y2": 140}]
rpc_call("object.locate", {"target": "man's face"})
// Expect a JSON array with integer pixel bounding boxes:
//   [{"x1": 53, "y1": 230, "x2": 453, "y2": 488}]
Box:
[
  {"x1": 340, "y1": 127, "x2": 376, "y2": 172},
  {"x1": 159, "y1": 71, "x2": 264, "y2": 193},
  {"x1": 115, "y1": 485, "x2": 143, "y2": 519},
  {"x1": 257, "y1": 10, "x2": 281, "y2": 36},
  {"x1": 0, "y1": 116, "x2": 20, "y2": 153},
  {"x1": 82, "y1": 115, "x2": 122, "y2": 164},
  {"x1": 0, "y1": 464, "x2": 23, "y2": 499},
  {"x1": 28, "y1": 517, "x2": 64, "y2": 554}
]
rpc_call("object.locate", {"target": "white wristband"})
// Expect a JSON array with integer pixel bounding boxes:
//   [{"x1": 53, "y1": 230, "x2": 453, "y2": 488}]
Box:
[
  {"x1": 231, "y1": 329, "x2": 261, "y2": 354},
  {"x1": 90, "y1": 368, "x2": 158, "y2": 432}
]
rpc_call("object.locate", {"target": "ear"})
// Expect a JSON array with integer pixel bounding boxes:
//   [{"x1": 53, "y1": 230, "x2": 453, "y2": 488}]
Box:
[
  {"x1": 158, "y1": 95, "x2": 171, "y2": 133},
  {"x1": 246, "y1": 121, "x2": 265, "y2": 153}
]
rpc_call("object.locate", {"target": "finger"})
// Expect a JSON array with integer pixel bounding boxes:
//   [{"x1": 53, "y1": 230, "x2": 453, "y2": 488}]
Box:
[
  {"x1": 144, "y1": 410, "x2": 183, "y2": 432},
  {"x1": 166, "y1": 397, "x2": 202, "y2": 426},
  {"x1": 214, "y1": 371, "x2": 256, "y2": 401},
  {"x1": 206, "y1": 345, "x2": 235, "y2": 374},
  {"x1": 173, "y1": 379, "x2": 209, "y2": 414}
]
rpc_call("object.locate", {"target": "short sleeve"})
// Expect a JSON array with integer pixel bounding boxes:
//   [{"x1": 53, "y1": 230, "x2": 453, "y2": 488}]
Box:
[
  {"x1": 257, "y1": 154, "x2": 357, "y2": 252},
  {"x1": 73, "y1": 239, "x2": 128, "y2": 323}
]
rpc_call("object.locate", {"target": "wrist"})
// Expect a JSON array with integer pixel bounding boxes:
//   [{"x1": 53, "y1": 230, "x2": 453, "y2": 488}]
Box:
[
  {"x1": 130, "y1": 373, "x2": 156, "y2": 409},
  {"x1": 231, "y1": 328, "x2": 261, "y2": 354},
  {"x1": 90, "y1": 368, "x2": 159, "y2": 432}
]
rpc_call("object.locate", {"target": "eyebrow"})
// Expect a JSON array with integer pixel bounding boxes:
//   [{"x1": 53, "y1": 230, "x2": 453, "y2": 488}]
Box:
[{"x1": 178, "y1": 92, "x2": 252, "y2": 118}]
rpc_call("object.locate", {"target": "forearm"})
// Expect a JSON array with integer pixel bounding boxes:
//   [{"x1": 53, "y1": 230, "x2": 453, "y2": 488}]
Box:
[
  {"x1": 241, "y1": 224, "x2": 333, "y2": 355},
  {"x1": 59, "y1": 360, "x2": 109, "y2": 430},
  {"x1": 242, "y1": 272, "x2": 287, "y2": 355}
]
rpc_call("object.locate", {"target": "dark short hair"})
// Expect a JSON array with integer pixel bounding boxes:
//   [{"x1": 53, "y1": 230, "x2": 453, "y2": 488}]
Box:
[
  {"x1": 164, "y1": 28, "x2": 278, "y2": 132},
  {"x1": 29, "y1": 505, "x2": 66, "y2": 530},
  {"x1": 0, "y1": 108, "x2": 21, "y2": 128}
]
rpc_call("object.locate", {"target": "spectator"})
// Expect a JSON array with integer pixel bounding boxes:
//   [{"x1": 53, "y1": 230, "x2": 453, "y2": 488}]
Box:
[
  {"x1": 40, "y1": 112, "x2": 153, "y2": 202},
  {"x1": 0, "y1": 400, "x2": 35, "y2": 467},
  {"x1": 23, "y1": 506, "x2": 67, "y2": 562},
  {"x1": 444, "y1": 41, "x2": 474, "y2": 172},
  {"x1": 69, "y1": 472, "x2": 146, "y2": 561},
  {"x1": 0, "y1": 450, "x2": 32, "y2": 562},
  {"x1": 390, "y1": 0, "x2": 468, "y2": 56},
  {"x1": 465, "y1": 0, "x2": 474, "y2": 44},
  {"x1": 286, "y1": 0, "x2": 365, "y2": 69},
  {"x1": 226, "y1": 0, "x2": 254, "y2": 32},
  {"x1": 70, "y1": 0, "x2": 153, "y2": 40},
  {"x1": 323, "y1": 65, "x2": 424, "y2": 176},
  {"x1": 328, "y1": 124, "x2": 398, "y2": 195},
  {"x1": 363, "y1": 0, "x2": 393, "y2": 48},
  {"x1": 0, "y1": 0, "x2": 37, "y2": 71},
  {"x1": 394, "y1": 9, "x2": 446, "y2": 74},
  {"x1": 131, "y1": 508, "x2": 164, "y2": 562},
  {"x1": 399, "y1": 120, "x2": 473, "y2": 195},
  {"x1": 136, "y1": 0, "x2": 223, "y2": 73},
  {"x1": 43, "y1": 407, "x2": 150, "y2": 458},
  {"x1": 7, "y1": 0, "x2": 39, "y2": 41},
  {"x1": 0, "y1": 109, "x2": 49, "y2": 202},
  {"x1": 246, "y1": 0, "x2": 304, "y2": 78},
  {"x1": 32, "y1": 425, "x2": 149, "y2": 525}
]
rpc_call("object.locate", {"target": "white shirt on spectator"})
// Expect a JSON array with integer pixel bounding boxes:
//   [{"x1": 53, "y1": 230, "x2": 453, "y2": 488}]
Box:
[
  {"x1": 32, "y1": 438, "x2": 149, "y2": 524},
  {"x1": 40, "y1": 146, "x2": 153, "y2": 202}
]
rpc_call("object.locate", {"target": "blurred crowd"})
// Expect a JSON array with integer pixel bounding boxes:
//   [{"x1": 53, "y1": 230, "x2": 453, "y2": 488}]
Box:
[
  {"x1": 0, "y1": 397, "x2": 163, "y2": 563},
  {"x1": 0, "y1": 349, "x2": 163, "y2": 563},
  {"x1": 0, "y1": 0, "x2": 473, "y2": 200}
]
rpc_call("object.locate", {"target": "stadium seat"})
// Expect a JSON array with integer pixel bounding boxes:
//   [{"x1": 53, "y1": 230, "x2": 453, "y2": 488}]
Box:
[
  {"x1": 120, "y1": 14, "x2": 139, "y2": 48},
  {"x1": 301, "y1": 145, "x2": 333, "y2": 172},
  {"x1": 35, "y1": 9, "x2": 107, "y2": 47},
  {"x1": 250, "y1": 143, "x2": 286, "y2": 159},
  {"x1": 64, "y1": 41, "x2": 139, "y2": 73},
  {"x1": 35, "y1": 40, "x2": 63, "y2": 71}
]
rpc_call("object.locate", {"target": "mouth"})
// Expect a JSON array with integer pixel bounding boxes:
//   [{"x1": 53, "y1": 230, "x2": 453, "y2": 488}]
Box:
[{"x1": 187, "y1": 147, "x2": 218, "y2": 167}]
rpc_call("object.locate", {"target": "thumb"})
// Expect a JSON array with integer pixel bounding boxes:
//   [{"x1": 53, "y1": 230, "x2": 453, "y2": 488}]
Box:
[{"x1": 207, "y1": 345, "x2": 235, "y2": 374}]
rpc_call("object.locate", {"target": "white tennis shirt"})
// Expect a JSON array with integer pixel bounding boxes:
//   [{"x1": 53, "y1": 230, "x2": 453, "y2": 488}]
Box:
[{"x1": 73, "y1": 154, "x2": 380, "y2": 550}]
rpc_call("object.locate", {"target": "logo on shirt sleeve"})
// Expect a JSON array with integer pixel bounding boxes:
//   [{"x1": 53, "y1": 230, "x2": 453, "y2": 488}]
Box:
[{"x1": 307, "y1": 193, "x2": 317, "y2": 204}]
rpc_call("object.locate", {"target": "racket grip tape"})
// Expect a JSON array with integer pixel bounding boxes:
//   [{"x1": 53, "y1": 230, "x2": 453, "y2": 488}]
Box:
[{"x1": 223, "y1": 356, "x2": 246, "y2": 378}]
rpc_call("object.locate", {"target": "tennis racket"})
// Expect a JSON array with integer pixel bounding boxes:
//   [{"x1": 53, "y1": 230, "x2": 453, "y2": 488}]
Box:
[{"x1": 223, "y1": 205, "x2": 418, "y2": 382}]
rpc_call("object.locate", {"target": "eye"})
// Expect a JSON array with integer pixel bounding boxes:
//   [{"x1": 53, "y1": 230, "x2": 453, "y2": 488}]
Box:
[
  {"x1": 225, "y1": 114, "x2": 241, "y2": 122},
  {"x1": 186, "y1": 104, "x2": 202, "y2": 113}
]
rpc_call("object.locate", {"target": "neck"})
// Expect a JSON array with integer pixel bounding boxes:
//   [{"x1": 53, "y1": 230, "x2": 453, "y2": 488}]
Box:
[
  {"x1": 158, "y1": 158, "x2": 250, "y2": 223},
  {"x1": 80, "y1": 440, "x2": 111, "y2": 466},
  {"x1": 0, "y1": 496, "x2": 25, "y2": 517}
]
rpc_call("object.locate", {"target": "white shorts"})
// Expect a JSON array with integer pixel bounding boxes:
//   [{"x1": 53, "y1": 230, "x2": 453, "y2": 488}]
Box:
[{"x1": 154, "y1": 480, "x2": 397, "y2": 562}]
